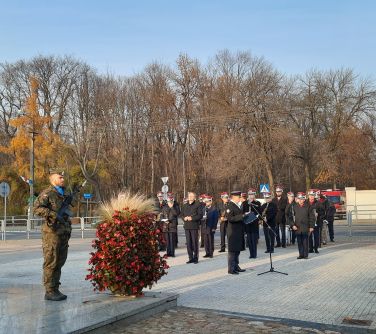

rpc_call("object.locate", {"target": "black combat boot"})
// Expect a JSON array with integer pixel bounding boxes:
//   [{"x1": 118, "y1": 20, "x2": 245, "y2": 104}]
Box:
[{"x1": 45, "y1": 290, "x2": 67, "y2": 301}]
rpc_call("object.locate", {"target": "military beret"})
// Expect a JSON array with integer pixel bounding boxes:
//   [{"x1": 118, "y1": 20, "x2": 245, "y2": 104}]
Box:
[
  {"x1": 263, "y1": 192, "x2": 272, "y2": 198},
  {"x1": 49, "y1": 168, "x2": 64, "y2": 176}
]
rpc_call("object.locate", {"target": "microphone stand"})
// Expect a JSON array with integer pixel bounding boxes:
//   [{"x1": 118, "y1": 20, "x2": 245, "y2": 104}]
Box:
[{"x1": 250, "y1": 202, "x2": 288, "y2": 276}]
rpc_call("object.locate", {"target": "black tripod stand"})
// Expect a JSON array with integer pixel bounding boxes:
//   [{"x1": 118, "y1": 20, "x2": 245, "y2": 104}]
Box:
[{"x1": 250, "y1": 202, "x2": 288, "y2": 276}]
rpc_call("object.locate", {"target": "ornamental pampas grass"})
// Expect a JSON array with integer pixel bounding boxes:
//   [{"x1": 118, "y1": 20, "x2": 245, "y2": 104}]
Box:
[
  {"x1": 86, "y1": 191, "x2": 168, "y2": 296},
  {"x1": 99, "y1": 192, "x2": 157, "y2": 221}
]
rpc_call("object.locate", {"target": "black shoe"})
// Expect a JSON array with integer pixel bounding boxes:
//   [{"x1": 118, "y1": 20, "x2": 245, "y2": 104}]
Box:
[
  {"x1": 330, "y1": 239, "x2": 335, "y2": 242},
  {"x1": 228, "y1": 271, "x2": 239, "y2": 275},
  {"x1": 45, "y1": 291, "x2": 66, "y2": 301},
  {"x1": 309, "y1": 250, "x2": 314, "y2": 253},
  {"x1": 209, "y1": 255, "x2": 213, "y2": 258},
  {"x1": 265, "y1": 250, "x2": 270, "y2": 253},
  {"x1": 186, "y1": 259, "x2": 194, "y2": 264},
  {"x1": 203, "y1": 255, "x2": 210, "y2": 258},
  {"x1": 193, "y1": 260, "x2": 198, "y2": 264},
  {"x1": 303, "y1": 256, "x2": 309, "y2": 259},
  {"x1": 297, "y1": 256, "x2": 303, "y2": 259},
  {"x1": 270, "y1": 250, "x2": 274, "y2": 253},
  {"x1": 314, "y1": 249, "x2": 319, "y2": 254},
  {"x1": 275, "y1": 244, "x2": 281, "y2": 248},
  {"x1": 218, "y1": 249, "x2": 225, "y2": 253},
  {"x1": 236, "y1": 267, "x2": 246, "y2": 272},
  {"x1": 282, "y1": 245, "x2": 286, "y2": 248}
]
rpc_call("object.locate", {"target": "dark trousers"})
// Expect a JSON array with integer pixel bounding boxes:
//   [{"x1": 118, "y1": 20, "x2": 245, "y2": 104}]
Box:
[
  {"x1": 279, "y1": 223, "x2": 286, "y2": 246},
  {"x1": 264, "y1": 226, "x2": 275, "y2": 252},
  {"x1": 164, "y1": 232, "x2": 177, "y2": 257},
  {"x1": 328, "y1": 220, "x2": 334, "y2": 240},
  {"x1": 228, "y1": 251, "x2": 240, "y2": 272},
  {"x1": 291, "y1": 229, "x2": 296, "y2": 244},
  {"x1": 246, "y1": 232, "x2": 258, "y2": 258},
  {"x1": 275, "y1": 224, "x2": 281, "y2": 246},
  {"x1": 200, "y1": 223, "x2": 205, "y2": 247},
  {"x1": 220, "y1": 221, "x2": 228, "y2": 251},
  {"x1": 158, "y1": 222, "x2": 166, "y2": 251},
  {"x1": 309, "y1": 226, "x2": 320, "y2": 250},
  {"x1": 297, "y1": 232, "x2": 309, "y2": 258},
  {"x1": 204, "y1": 230, "x2": 215, "y2": 256},
  {"x1": 185, "y1": 229, "x2": 199, "y2": 261}
]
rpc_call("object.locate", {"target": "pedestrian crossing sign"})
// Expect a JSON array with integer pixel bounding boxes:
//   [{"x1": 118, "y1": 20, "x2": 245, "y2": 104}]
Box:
[{"x1": 259, "y1": 184, "x2": 270, "y2": 193}]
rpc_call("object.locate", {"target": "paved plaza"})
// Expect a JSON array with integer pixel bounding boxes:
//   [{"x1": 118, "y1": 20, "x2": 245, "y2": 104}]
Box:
[{"x1": 0, "y1": 224, "x2": 375, "y2": 333}]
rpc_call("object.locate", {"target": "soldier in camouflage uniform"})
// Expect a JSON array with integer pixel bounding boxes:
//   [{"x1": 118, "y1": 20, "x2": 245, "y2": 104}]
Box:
[{"x1": 33, "y1": 169, "x2": 72, "y2": 301}]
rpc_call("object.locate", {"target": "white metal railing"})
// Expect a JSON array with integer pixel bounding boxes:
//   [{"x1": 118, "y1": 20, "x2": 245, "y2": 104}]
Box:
[
  {"x1": 346, "y1": 208, "x2": 376, "y2": 237},
  {"x1": 1, "y1": 216, "x2": 102, "y2": 240}
]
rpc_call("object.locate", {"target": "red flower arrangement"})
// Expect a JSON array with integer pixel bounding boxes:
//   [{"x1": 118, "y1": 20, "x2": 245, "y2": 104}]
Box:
[{"x1": 85, "y1": 193, "x2": 169, "y2": 296}]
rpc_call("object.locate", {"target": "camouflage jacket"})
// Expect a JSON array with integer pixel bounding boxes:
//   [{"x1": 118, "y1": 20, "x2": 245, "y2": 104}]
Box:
[{"x1": 33, "y1": 185, "x2": 72, "y2": 234}]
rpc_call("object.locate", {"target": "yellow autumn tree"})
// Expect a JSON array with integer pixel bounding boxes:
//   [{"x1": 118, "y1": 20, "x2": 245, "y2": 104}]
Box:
[{"x1": 0, "y1": 77, "x2": 63, "y2": 188}]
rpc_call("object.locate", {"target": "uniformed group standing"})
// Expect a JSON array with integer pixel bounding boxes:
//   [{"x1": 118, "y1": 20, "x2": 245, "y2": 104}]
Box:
[{"x1": 158, "y1": 185, "x2": 336, "y2": 275}]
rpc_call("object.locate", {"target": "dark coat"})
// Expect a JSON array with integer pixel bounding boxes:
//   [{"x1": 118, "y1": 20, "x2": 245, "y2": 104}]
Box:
[
  {"x1": 227, "y1": 201, "x2": 245, "y2": 252},
  {"x1": 217, "y1": 201, "x2": 229, "y2": 222},
  {"x1": 306, "y1": 199, "x2": 322, "y2": 227},
  {"x1": 288, "y1": 202, "x2": 315, "y2": 233},
  {"x1": 272, "y1": 195, "x2": 288, "y2": 225},
  {"x1": 242, "y1": 200, "x2": 261, "y2": 233},
  {"x1": 285, "y1": 201, "x2": 295, "y2": 225},
  {"x1": 161, "y1": 205, "x2": 178, "y2": 233},
  {"x1": 181, "y1": 200, "x2": 203, "y2": 230},
  {"x1": 260, "y1": 201, "x2": 277, "y2": 227},
  {"x1": 203, "y1": 205, "x2": 219, "y2": 233}
]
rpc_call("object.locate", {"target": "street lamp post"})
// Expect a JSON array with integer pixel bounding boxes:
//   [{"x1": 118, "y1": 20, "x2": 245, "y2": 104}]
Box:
[{"x1": 182, "y1": 150, "x2": 186, "y2": 198}]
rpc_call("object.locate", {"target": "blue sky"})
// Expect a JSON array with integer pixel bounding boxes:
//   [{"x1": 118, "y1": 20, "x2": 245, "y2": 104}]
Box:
[{"x1": 1, "y1": 0, "x2": 375, "y2": 78}]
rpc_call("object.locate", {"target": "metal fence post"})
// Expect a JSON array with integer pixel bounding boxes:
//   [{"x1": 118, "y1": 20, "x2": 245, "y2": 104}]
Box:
[
  {"x1": 347, "y1": 210, "x2": 353, "y2": 237},
  {"x1": 1, "y1": 219, "x2": 6, "y2": 240},
  {"x1": 80, "y1": 217, "x2": 85, "y2": 239},
  {"x1": 27, "y1": 218, "x2": 31, "y2": 239}
]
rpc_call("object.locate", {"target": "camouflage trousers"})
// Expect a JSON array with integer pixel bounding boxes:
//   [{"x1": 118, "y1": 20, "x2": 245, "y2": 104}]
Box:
[{"x1": 42, "y1": 224, "x2": 71, "y2": 292}]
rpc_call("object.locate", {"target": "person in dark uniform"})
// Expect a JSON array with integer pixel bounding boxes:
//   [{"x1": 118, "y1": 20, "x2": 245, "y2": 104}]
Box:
[
  {"x1": 240, "y1": 193, "x2": 247, "y2": 251},
  {"x1": 272, "y1": 185, "x2": 288, "y2": 248},
  {"x1": 161, "y1": 196, "x2": 179, "y2": 257},
  {"x1": 226, "y1": 191, "x2": 246, "y2": 274},
  {"x1": 168, "y1": 192, "x2": 181, "y2": 247},
  {"x1": 288, "y1": 192, "x2": 315, "y2": 259},
  {"x1": 202, "y1": 195, "x2": 219, "y2": 258},
  {"x1": 217, "y1": 192, "x2": 229, "y2": 252},
  {"x1": 155, "y1": 191, "x2": 167, "y2": 251},
  {"x1": 33, "y1": 169, "x2": 74, "y2": 301},
  {"x1": 199, "y1": 194, "x2": 207, "y2": 248},
  {"x1": 243, "y1": 188, "x2": 261, "y2": 258},
  {"x1": 285, "y1": 192, "x2": 296, "y2": 245},
  {"x1": 327, "y1": 199, "x2": 336, "y2": 242},
  {"x1": 181, "y1": 192, "x2": 203, "y2": 264},
  {"x1": 307, "y1": 190, "x2": 321, "y2": 254},
  {"x1": 260, "y1": 192, "x2": 277, "y2": 253}
]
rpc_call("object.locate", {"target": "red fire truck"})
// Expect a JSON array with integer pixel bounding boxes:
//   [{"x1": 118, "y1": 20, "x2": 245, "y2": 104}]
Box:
[{"x1": 321, "y1": 189, "x2": 346, "y2": 219}]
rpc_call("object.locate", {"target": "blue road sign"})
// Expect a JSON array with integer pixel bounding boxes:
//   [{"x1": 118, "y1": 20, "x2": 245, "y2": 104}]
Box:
[
  {"x1": 83, "y1": 193, "x2": 92, "y2": 199},
  {"x1": 259, "y1": 184, "x2": 270, "y2": 193}
]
